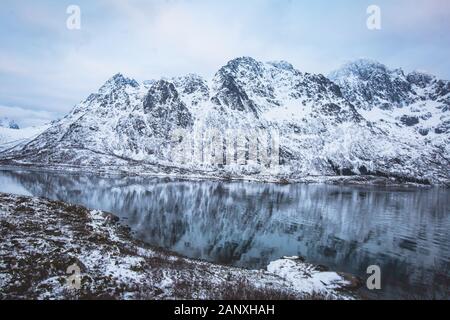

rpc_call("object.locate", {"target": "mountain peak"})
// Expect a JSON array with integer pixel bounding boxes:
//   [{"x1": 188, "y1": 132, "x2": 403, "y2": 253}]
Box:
[
  {"x1": 172, "y1": 73, "x2": 206, "y2": 85},
  {"x1": 143, "y1": 80, "x2": 193, "y2": 129},
  {"x1": 329, "y1": 58, "x2": 450, "y2": 113},
  {"x1": 346, "y1": 58, "x2": 387, "y2": 70},
  {"x1": 98, "y1": 73, "x2": 139, "y2": 94},
  {"x1": 227, "y1": 56, "x2": 259, "y2": 65},
  {"x1": 171, "y1": 74, "x2": 209, "y2": 103},
  {"x1": 329, "y1": 59, "x2": 390, "y2": 81},
  {"x1": 219, "y1": 57, "x2": 263, "y2": 74},
  {"x1": 180, "y1": 73, "x2": 204, "y2": 80},
  {"x1": 267, "y1": 60, "x2": 295, "y2": 71},
  {"x1": 145, "y1": 80, "x2": 180, "y2": 106},
  {"x1": 406, "y1": 70, "x2": 436, "y2": 87}
]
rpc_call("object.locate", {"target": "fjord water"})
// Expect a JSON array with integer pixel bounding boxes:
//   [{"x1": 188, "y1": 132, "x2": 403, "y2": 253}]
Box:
[{"x1": 0, "y1": 169, "x2": 448, "y2": 299}]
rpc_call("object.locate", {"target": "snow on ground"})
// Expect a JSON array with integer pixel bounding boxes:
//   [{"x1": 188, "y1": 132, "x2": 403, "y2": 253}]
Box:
[
  {"x1": 0, "y1": 125, "x2": 50, "y2": 152},
  {"x1": 268, "y1": 257, "x2": 358, "y2": 299},
  {"x1": 0, "y1": 193, "x2": 359, "y2": 300}
]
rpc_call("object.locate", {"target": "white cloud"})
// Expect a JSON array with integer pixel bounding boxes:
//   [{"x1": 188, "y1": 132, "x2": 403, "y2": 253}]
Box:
[
  {"x1": 0, "y1": 105, "x2": 59, "y2": 128},
  {"x1": 0, "y1": 0, "x2": 449, "y2": 120}
]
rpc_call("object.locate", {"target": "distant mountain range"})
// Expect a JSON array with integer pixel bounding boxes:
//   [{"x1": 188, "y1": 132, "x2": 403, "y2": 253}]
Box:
[
  {"x1": 0, "y1": 124, "x2": 50, "y2": 153},
  {"x1": 0, "y1": 117, "x2": 19, "y2": 130},
  {"x1": 0, "y1": 57, "x2": 448, "y2": 185}
]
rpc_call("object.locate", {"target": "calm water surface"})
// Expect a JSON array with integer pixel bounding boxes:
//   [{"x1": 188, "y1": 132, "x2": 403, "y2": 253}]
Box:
[{"x1": 0, "y1": 169, "x2": 448, "y2": 299}]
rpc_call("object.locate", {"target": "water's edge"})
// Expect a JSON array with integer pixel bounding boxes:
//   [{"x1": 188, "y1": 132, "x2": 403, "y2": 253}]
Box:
[
  {"x1": 0, "y1": 164, "x2": 439, "y2": 188},
  {"x1": 0, "y1": 168, "x2": 448, "y2": 299},
  {"x1": 0, "y1": 192, "x2": 360, "y2": 300}
]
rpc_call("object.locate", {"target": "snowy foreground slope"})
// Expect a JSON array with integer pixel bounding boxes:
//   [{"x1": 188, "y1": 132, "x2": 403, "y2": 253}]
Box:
[
  {"x1": 0, "y1": 193, "x2": 359, "y2": 299},
  {"x1": 0, "y1": 57, "x2": 448, "y2": 185}
]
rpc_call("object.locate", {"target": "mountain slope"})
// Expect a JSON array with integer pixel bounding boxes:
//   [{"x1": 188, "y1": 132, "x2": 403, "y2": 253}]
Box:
[
  {"x1": 0, "y1": 124, "x2": 50, "y2": 152},
  {"x1": 329, "y1": 59, "x2": 450, "y2": 136},
  {"x1": 0, "y1": 57, "x2": 448, "y2": 184},
  {"x1": 329, "y1": 59, "x2": 449, "y2": 183}
]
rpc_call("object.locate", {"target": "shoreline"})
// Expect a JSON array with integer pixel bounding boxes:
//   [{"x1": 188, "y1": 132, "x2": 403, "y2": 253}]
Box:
[
  {"x1": 0, "y1": 193, "x2": 360, "y2": 300},
  {"x1": 0, "y1": 163, "x2": 443, "y2": 189}
]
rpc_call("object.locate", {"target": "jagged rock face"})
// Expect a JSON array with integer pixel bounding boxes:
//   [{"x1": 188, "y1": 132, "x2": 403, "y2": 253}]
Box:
[
  {"x1": 406, "y1": 71, "x2": 434, "y2": 88},
  {"x1": 5, "y1": 74, "x2": 194, "y2": 164},
  {"x1": 172, "y1": 74, "x2": 210, "y2": 108},
  {"x1": 143, "y1": 80, "x2": 193, "y2": 130},
  {"x1": 327, "y1": 59, "x2": 450, "y2": 184},
  {"x1": 329, "y1": 59, "x2": 415, "y2": 110},
  {"x1": 99, "y1": 73, "x2": 139, "y2": 94},
  {"x1": 330, "y1": 59, "x2": 450, "y2": 110},
  {"x1": 211, "y1": 57, "x2": 263, "y2": 117},
  {"x1": 0, "y1": 57, "x2": 449, "y2": 184},
  {"x1": 330, "y1": 59, "x2": 450, "y2": 136},
  {"x1": 211, "y1": 57, "x2": 358, "y2": 120}
]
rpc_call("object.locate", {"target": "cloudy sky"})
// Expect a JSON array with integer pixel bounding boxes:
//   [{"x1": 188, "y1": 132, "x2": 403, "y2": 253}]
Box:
[{"x1": 1, "y1": 0, "x2": 449, "y2": 127}]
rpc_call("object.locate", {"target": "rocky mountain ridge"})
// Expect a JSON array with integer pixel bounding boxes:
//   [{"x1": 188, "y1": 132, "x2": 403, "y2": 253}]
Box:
[{"x1": 0, "y1": 57, "x2": 448, "y2": 185}]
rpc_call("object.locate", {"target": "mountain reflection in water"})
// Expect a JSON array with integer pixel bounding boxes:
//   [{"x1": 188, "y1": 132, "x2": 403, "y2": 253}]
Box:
[{"x1": 0, "y1": 169, "x2": 448, "y2": 299}]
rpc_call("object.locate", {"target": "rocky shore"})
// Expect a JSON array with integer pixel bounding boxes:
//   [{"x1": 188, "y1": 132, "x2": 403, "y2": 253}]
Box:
[{"x1": 0, "y1": 193, "x2": 359, "y2": 300}]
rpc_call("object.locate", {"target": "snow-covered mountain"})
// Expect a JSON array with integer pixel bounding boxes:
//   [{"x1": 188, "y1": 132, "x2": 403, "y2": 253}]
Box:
[
  {"x1": 0, "y1": 57, "x2": 448, "y2": 185},
  {"x1": 0, "y1": 117, "x2": 19, "y2": 129},
  {"x1": 0, "y1": 124, "x2": 50, "y2": 152},
  {"x1": 329, "y1": 59, "x2": 450, "y2": 136}
]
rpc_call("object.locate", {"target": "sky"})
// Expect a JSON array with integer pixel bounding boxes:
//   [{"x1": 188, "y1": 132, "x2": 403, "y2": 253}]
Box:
[{"x1": 1, "y1": 0, "x2": 449, "y2": 127}]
